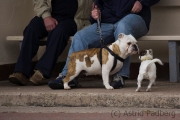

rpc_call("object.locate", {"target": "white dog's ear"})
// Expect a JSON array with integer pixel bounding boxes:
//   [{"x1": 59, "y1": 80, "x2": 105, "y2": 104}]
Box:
[
  {"x1": 118, "y1": 33, "x2": 125, "y2": 39},
  {"x1": 149, "y1": 49, "x2": 153, "y2": 55}
]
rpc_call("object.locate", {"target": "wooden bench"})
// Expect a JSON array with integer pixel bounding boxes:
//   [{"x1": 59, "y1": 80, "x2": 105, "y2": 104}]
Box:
[{"x1": 6, "y1": 35, "x2": 180, "y2": 82}]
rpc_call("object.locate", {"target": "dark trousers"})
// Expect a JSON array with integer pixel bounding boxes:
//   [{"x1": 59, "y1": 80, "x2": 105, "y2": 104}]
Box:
[{"x1": 14, "y1": 16, "x2": 77, "y2": 78}]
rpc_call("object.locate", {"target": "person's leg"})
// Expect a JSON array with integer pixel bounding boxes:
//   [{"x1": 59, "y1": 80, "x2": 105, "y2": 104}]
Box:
[
  {"x1": 111, "y1": 14, "x2": 148, "y2": 88},
  {"x1": 14, "y1": 16, "x2": 48, "y2": 77},
  {"x1": 114, "y1": 14, "x2": 148, "y2": 78},
  {"x1": 35, "y1": 19, "x2": 77, "y2": 78},
  {"x1": 9, "y1": 17, "x2": 48, "y2": 85},
  {"x1": 61, "y1": 23, "x2": 115, "y2": 76}
]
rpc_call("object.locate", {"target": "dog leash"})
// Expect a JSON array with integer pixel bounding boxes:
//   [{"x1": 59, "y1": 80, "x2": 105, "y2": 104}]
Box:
[{"x1": 96, "y1": 7, "x2": 124, "y2": 72}]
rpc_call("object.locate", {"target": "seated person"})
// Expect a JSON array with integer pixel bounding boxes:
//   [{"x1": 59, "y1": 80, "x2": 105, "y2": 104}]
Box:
[{"x1": 9, "y1": 0, "x2": 93, "y2": 86}]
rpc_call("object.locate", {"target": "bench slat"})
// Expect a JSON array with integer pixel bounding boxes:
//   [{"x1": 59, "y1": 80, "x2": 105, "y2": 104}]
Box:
[
  {"x1": 6, "y1": 35, "x2": 180, "y2": 82},
  {"x1": 6, "y1": 36, "x2": 73, "y2": 41},
  {"x1": 6, "y1": 36, "x2": 24, "y2": 41},
  {"x1": 138, "y1": 35, "x2": 180, "y2": 41},
  {"x1": 7, "y1": 35, "x2": 180, "y2": 41},
  {"x1": 6, "y1": 36, "x2": 47, "y2": 41}
]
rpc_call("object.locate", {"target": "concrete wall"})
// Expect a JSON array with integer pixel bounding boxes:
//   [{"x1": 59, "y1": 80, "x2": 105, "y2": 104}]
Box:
[
  {"x1": 0, "y1": 0, "x2": 180, "y2": 65},
  {"x1": 0, "y1": 0, "x2": 34, "y2": 64}
]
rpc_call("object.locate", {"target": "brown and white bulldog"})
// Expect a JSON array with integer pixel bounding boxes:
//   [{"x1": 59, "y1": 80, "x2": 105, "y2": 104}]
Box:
[{"x1": 63, "y1": 33, "x2": 139, "y2": 90}]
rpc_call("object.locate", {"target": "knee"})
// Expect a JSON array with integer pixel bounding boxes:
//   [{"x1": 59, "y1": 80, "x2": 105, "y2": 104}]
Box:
[
  {"x1": 70, "y1": 32, "x2": 88, "y2": 51},
  {"x1": 72, "y1": 32, "x2": 83, "y2": 44},
  {"x1": 115, "y1": 23, "x2": 134, "y2": 40},
  {"x1": 117, "y1": 22, "x2": 130, "y2": 33},
  {"x1": 25, "y1": 17, "x2": 43, "y2": 32}
]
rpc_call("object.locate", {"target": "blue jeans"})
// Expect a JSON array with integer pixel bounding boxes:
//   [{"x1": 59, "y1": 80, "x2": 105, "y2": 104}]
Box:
[{"x1": 61, "y1": 14, "x2": 148, "y2": 78}]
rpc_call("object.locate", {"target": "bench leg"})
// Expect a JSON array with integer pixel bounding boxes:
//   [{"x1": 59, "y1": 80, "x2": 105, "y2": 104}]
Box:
[
  {"x1": 20, "y1": 42, "x2": 22, "y2": 49},
  {"x1": 168, "y1": 41, "x2": 180, "y2": 82}
]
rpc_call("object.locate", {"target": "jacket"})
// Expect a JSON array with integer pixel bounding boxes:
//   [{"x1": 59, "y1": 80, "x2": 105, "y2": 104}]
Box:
[
  {"x1": 91, "y1": 0, "x2": 160, "y2": 30},
  {"x1": 33, "y1": 0, "x2": 93, "y2": 31}
]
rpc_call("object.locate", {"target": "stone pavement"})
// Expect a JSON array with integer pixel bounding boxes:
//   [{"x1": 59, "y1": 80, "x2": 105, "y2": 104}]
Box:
[
  {"x1": 1, "y1": 106, "x2": 180, "y2": 120},
  {"x1": 0, "y1": 78, "x2": 180, "y2": 109},
  {"x1": 1, "y1": 78, "x2": 180, "y2": 119}
]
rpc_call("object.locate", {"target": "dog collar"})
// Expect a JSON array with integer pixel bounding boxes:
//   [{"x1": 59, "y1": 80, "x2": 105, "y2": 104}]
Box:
[{"x1": 141, "y1": 58, "x2": 153, "y2": 61}]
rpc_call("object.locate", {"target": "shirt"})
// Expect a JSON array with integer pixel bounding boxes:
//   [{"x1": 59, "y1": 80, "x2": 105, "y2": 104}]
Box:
[{"x1": 90, "y1": 0, "x2": 160, "y2": 30}]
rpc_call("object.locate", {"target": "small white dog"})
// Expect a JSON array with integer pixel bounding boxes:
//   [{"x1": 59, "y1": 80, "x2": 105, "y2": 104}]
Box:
[
  {"x1": 136, "y1": 49, "x2": 163, "y2": 92},
  {"x1": 63, "y1": 33, "x2": 139, "y2": 90}
]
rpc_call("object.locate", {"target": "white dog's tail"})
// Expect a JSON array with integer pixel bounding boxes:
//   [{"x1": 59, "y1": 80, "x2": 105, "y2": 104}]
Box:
[
  {"x1": 142, "y1": 58, "x2": 163, "y2": 75},
  {"x1": 147, "y1": 58, "x2": 163, "y2": 67}
]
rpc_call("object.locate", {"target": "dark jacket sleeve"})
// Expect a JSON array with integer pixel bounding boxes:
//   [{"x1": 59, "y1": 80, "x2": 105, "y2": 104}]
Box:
[
  {"x1": 138, "y1": 0, "x2": 160, "y2": 6},
  {"x1": 90, "y1": 16, "x2": 96, "y2": 24}
]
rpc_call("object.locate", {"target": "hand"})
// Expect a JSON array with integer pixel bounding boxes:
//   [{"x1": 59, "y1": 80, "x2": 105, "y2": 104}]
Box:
[
  {"x1": 43, "y1": 16, "x2": 58, "y2": 32},
  {"x1": 91, "y1": 5, "x2": 100, "y2": 20},
  {"x1": 131, "y1": 1, "x2": 142, "y2": 13}
]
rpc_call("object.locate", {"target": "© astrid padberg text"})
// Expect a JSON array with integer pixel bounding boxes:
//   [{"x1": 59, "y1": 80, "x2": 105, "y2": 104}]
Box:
[{"x1": 111, "y1": 110, "x2": 175, "y2": 118}]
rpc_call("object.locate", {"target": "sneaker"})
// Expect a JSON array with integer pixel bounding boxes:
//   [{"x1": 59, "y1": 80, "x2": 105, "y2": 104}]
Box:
[
  {"x1": 30, "y1": 70, "x2": 46, "y2": 85},
  {"x1": 48, "y1": 73, "x2": 78, "y2": 89},
  {"x1": 110, "y1": 74, "x2": 125, "y2": 89},
  {"x1": 9, "y1": 72, "x2": 28, "y2": 86}
]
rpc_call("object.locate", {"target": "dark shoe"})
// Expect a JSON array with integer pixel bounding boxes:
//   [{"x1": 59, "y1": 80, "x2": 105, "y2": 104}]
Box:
[
  {"x1": 30, "y1": 70, "x2": 47, "y2": 86},
  {"x1": 48, "y1": 73, "x2": 78, "y2": 89},
  {"x1": 110, "y1": 74, "x2": 125, "y2": 89},
  {"x1": 9, "y1": 72, "x2": 28, "y2": 86}
]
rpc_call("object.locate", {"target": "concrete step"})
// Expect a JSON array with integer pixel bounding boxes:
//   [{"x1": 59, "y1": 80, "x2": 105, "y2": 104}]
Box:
[
  {"x1": 1, "y1": 106, "x2": 179, "y2": 120},
  {"x1": 0, "y1": 78, "x2": 180, "y2": 109}
]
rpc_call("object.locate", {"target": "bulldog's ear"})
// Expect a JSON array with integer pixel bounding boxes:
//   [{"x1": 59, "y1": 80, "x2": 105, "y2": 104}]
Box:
[{"x1": 118, "y1": 33, "x2": 125, "y2": 39}]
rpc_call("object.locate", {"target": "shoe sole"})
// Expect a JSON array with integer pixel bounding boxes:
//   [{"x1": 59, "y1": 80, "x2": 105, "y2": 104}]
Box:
[
  {"x1": 29, "y1": 78, "x2": 40, "y2": 86},
  {"x1": 48, "y1": 83, "x2": 78, "y2": 89},
  {"x1": 110, "y1": 81, "x2": 125, "y2": 89},
  {"x1": 30, "y1": 78, "x2": 50, "y2": 86},
  {"x1": 48, "y1": 83, "x2": 64, "y2": 89},
  {"x1": 9, "y1": 77, "x2": 25, "y2": 86}
]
